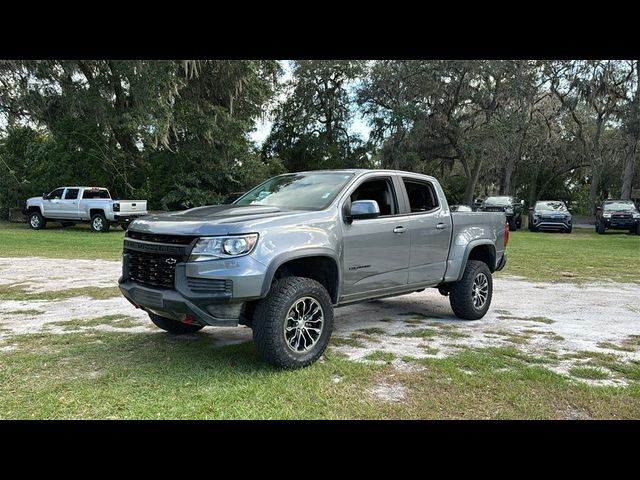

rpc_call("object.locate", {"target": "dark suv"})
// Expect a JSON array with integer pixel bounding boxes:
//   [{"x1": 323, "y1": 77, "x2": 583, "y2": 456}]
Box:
[
  {"x1": 528, "y1": 200, "x2": 572, "y2": 233},
  {"x1": 478, "y1": 196, "x2": 523, "y2": 231},
  {"x1": 595, "y1": 200, "x2": 640, "y2": 235}
]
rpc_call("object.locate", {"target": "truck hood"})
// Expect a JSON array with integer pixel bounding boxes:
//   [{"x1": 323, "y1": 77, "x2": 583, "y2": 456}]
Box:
[{"x1": 129, "y1": 204, "x2": 307, "y2": 236}]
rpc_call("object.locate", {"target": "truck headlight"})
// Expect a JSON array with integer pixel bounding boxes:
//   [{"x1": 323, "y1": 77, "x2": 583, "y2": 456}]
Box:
[
  {"x1": 189, "y1": 234, "x2": 258, "y2": 262},
  {"x1": 633, "y1": 213, "x2": 640, "y2": 219}
]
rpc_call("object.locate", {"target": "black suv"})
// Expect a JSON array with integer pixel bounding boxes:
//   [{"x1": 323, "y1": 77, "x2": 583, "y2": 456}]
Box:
[
  {"x1": 478, "y1": 196, "x2": 524, "y2": 230},
  {"x1": 528, "y1": 200, "x2": 572, "y2": 233},
  {"x1": 595, "y1": 200, "x2": 640, "y2": 235}
]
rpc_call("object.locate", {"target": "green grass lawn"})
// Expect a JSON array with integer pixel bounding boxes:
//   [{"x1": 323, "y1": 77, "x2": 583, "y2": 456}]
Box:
[
  {"x1": 0, "y1": 221, "x2": 124, "y2": 260},
  {"x1": 1, "y1": 331, "x2": 638, "y2": 419},
  {"x1": 499, "y1": 228, "x2": 640, "y2": 284}
]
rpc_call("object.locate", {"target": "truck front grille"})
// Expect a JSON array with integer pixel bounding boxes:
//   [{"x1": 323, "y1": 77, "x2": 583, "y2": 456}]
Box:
[
  {"x1": 127, "y1": 250, "x2": 179, "y2": 289},
  {"x1": 612, "y1": 214, "x2": 632, "y2": 220},
  {"x1": 127, "y1": 231, "x2": 197, "y2": 245}
]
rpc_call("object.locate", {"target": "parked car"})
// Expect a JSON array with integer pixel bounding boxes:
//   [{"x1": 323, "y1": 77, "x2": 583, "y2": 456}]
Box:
[
  {"x1": 595, "y1": 200, "x2": 640, "y2": 235},
  {"x1": 119, "y1": 169, "x2": 508, "y2": 369},
  {"x1": 477, "y1": 196, "x2": 524, "y2": 231},
  {"x1": 450, "y1": 204, "x2": 473, "y2": 212},
  {"x1": 23, "y1": 186, "x2": 148, "y2": 232},
  {"x1": 528, "y1": 200, "x2": 572, "y2": 233}
]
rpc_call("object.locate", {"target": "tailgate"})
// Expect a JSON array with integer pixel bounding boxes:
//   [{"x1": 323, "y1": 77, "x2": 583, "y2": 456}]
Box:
[{"x1": 118, "y1": 200, "x2": 147, "y2": 214}]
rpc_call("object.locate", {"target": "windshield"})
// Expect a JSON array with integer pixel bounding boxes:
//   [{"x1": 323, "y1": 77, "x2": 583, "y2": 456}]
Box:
[
  {"x1": 535, "y1": 201, "x2": 567, "y2": 211},
  {"x1": 483, "y1": 196, "x2": 513, "y2": 206},
  {"x1": 234, "y1": 172, "x2": 355, "y2": 210},
  {"x1": 603, "y1": 201, "x2": 637, "y2": 212}
]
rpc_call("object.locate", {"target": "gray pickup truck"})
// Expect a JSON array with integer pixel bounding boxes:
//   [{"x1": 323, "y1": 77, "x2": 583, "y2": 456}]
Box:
[
  {"x1": 119, "y1": 170, "x2": 508, "y2": 368},
  {"x1": 24, "y1": 186, "x2": 148, "y2": 232}
]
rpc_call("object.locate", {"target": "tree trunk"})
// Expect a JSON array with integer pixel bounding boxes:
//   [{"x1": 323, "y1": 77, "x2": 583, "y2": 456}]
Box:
[
  {"x1": 500, "y1": 155, "x2": 515, "y2": 195},
  {"x1": 621, "y1": 147, "x2": 636, "y2": 199},
  {"x1": 588, "y1": 167, "x2": 600, "y2": 215},
  {"x1": 462, "y1": 158, "x2": 483, "y2": 205}
]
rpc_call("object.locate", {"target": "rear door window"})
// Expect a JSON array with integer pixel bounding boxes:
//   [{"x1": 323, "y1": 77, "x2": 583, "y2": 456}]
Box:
[
  {"x1": 64, "y1": 188, "x2": 79, "y2": 200},
  {"x1": 403, "y1": 179, "x2": 439, "y2": 213}
]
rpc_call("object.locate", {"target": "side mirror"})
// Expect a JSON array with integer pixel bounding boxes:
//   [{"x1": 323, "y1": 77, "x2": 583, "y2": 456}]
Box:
[
  {"x1": 350, "y1": 200, "x2": 380, "y2": 220},
  {"x1": 42, "y1": 193, "x2": 48, "y2": 200},
  {"x1": 520, "y1": 200, "x2": 525, "y2": 206}
]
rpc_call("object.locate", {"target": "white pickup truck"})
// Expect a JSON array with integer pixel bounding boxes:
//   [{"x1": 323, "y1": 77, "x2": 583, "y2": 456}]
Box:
[{"x1": 23, "y1": 186, "x2": 148, "y2": 232}]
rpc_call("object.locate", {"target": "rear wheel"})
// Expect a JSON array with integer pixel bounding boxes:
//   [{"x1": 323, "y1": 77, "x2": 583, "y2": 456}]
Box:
[
  {"x1": 28, "y1": 211, "x2": 46, "y2": 230},
  {"x1": 252, "y1": 276, "x2": 333, "y2": 369},
  {"x1": 449, "y1": 260, "x2": 493, "y2": 320},
  {"x1": 148, "y1": 312, "x2": 204, "y2": 334},
  {"x1": 90, "y1": 213, "x2": 110, "y2": 232}
]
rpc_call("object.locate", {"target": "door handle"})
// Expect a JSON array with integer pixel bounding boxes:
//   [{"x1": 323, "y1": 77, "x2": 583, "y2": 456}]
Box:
[
  {"x1": 436, "y1": 223, "x2": 449, "y2": 230},
  {"x1": 393, "y1": 226, "x2": 406, "y2": 234}
]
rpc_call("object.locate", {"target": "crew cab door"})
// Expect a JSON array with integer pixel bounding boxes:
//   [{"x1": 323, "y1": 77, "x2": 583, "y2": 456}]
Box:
[
  {"x1": 340, "y1": 173, "x2": 410, "y2": 300},
  {"x1": 58, "y1": 188, "x2": 81, "y2": 219},
  {"x1": 42, "y1": 188, "x2": 65, "y2": 218},
  {"x1": 400, "y1": 176, "x2": 451, "y2": 285}
]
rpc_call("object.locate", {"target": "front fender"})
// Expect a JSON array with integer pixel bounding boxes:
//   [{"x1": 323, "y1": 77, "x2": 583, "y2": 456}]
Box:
[{"x1": 258, "y1": 248, "x2": 342, "y2": 299}]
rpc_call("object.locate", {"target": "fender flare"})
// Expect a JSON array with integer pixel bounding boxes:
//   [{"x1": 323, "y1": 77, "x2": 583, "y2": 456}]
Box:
[
  {"x1": 455, "y1": 240, "x2": 497, "y2": 282},
  {"x1": 259, "y1": 248, "x2": 342, "y2": 300}
]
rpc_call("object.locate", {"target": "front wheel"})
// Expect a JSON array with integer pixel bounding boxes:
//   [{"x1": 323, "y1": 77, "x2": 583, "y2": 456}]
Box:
[
  {"x1": 90, "y1": 213, "x2": 110, "y2": 232},
  {"x1": 28, "y1": 211, "x2": 46, "y2": 230},
  {"x1": 596, "y1": 222, "x2": 606, "y2": 235},
  {"x1": 449, "y1": 260, "x2": 493, "y2": 320},
  {"x1": 508, "y1": 216, "x2": 517, "y2": 231},
  {"x1": 148, "y1": 312, "x2": 204, "y2": 334},
  {"x1": 252, "y1": 276, "x2": 334, "y2": 369}
]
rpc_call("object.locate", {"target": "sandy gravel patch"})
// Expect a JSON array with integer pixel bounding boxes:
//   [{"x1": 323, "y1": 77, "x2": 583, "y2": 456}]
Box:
[{"x1": 1, "y1": 257, "x2": 639, "y2": 385}]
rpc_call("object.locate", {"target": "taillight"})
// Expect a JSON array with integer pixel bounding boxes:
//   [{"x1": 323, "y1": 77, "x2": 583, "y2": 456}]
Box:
[{"x1": 504, "y1": 221, "x2": 510, "y2": 248}]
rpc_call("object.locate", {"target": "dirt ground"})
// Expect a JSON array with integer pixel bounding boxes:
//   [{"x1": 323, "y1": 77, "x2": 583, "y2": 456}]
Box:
[{"x1": 1, "y1": 257, "x2": 639, "y2": 386}]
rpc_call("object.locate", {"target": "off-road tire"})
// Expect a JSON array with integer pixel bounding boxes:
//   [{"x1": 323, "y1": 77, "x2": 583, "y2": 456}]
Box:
[
  {"x1": 449, "y1": 260, "x2": 493, "y2": 320},
  {"x1": 28, "y1": 211, "x2": 46, "y2": 230},
  {"x1": 90, "y1": 213, "x2": 110, "y2": 232},
  {"x1": 148, "y1": 312, "x2": 204, "y2": 334},
  {"x1": 596, "y1": 222, "x2": 606, "y2": 235},
  {"x1": 252, "y1": 276, "x2": 334, "y2": 369}
]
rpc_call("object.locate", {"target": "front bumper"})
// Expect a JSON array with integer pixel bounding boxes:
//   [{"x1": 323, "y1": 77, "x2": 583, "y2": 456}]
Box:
[
  {"x1": 119, "y1": 252, "x2": 268, "y2": 327},
  {"x1": 119, "y1": 281, "x2": 242, "y2": 326},
  {"x1": 603, "y1": 218, "x2": 640, "y2": 230},
  {"x1": 532, "y1": 220, "x2": 571, "y2": 230}
]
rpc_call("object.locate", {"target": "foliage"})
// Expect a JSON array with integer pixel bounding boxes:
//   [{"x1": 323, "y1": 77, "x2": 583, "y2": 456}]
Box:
[{"x1": 1, "y1": 60, "x2": 638, "y2": 218}]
